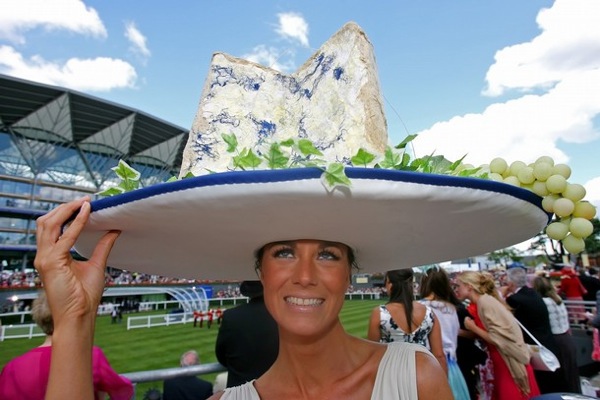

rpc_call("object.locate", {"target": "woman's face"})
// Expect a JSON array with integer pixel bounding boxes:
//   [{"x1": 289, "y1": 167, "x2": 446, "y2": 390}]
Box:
[
  {"x1": 258, "y1": 239, "x2": 351, "y2": 338},
  {"x1": 454, "y1": 279, "x2": 472, "y2": 301}
]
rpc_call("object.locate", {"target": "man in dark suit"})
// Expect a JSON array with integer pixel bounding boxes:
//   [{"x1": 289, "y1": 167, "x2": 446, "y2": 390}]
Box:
[
  {"x1": 163, "y1": 350, "x2": 213, "y2": 400},
  {"x1": 579, "y1": 267, "x2": 600, "y2": 302},
  {"x1": 215, "y1": 280, "x2": 279, "y2": 388},
  {"x1": 503, "y1": 267, "x2": 568, "y2": 394}
]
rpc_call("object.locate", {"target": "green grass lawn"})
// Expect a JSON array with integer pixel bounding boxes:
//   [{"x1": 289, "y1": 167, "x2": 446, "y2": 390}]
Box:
[{"x1": 0, "y1": 299, "x2": 382, "y2": 399}]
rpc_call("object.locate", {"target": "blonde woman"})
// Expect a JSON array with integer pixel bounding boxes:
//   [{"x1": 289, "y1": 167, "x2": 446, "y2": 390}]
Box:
[{"x1": 454, "y1": 271, "x2": 540, "y2": 400}]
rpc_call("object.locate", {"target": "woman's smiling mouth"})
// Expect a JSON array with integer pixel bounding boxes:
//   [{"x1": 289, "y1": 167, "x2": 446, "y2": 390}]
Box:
[{"x1": 285, "y1": 296, "x2": 324, "y2": 306}]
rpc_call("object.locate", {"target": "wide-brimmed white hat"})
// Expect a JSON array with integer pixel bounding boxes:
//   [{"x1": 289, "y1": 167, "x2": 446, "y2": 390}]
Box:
[
  {"x1": 73, "y1": 167, "x2": 549, "y2": 280},
  {"x1": 73, "y1": 22, "x2": 551, "y2": 281}
]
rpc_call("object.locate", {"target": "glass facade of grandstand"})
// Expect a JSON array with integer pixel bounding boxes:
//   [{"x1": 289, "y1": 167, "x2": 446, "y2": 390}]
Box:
[{"x1": 0, "y1": 74, "x2": 188, "y2": 271}]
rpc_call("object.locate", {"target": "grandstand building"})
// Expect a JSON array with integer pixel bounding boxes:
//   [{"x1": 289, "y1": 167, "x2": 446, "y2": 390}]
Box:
[{"x1": 0, "y1": 74, "x2": 189, "y2": 271}]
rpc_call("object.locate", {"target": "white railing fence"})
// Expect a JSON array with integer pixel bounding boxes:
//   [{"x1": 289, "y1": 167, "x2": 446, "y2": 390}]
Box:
[
  {"x1": 0, "y1": 323, "x2": 45, "y2": 341},
  {"x1": 1, "y1": 297, "x2": 591, "y2": 340}
]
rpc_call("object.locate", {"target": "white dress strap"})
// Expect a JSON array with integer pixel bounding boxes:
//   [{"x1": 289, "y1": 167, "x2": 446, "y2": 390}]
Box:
[
  {"x1": 371, "y1": 342, "x2": 432, "y2": 400},
  {"x1": 220, "y1": 380, "x2": 260, "y2": 400}
]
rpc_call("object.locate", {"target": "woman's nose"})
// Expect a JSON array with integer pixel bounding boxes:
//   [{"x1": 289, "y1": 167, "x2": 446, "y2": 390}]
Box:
[{"x1": 292, "y1": 256, "x2": 317, "y2": 286}]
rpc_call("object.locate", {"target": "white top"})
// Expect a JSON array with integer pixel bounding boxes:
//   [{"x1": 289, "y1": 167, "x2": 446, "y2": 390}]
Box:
[
  {"x1": 221, "y1": 342, "x2": 430, "y2": 400},
  {"x1": 420, "y1": 299, "x2": 460, "y2": 359},
  {"x1": 542, "y1": 297, "x2": 570, "y2": 334}
]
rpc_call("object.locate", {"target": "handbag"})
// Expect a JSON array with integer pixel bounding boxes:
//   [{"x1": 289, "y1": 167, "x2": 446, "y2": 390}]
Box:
[{"x1": 515, "y1": 319, "x2": 561, "y2": 372}]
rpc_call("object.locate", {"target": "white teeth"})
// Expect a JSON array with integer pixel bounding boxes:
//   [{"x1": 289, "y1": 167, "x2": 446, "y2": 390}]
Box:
[{"x1": 286, "y1": 296, "x2": 323, "y2": 306}]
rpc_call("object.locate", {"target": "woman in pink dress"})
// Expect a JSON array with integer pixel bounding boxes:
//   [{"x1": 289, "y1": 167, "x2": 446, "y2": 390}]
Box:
[
  {"x1": 0, "y1": 291, "x2": 133, "y2": 400},
  {"x1": 455, "y1": 271, "x2": 540, "y2": 400}
]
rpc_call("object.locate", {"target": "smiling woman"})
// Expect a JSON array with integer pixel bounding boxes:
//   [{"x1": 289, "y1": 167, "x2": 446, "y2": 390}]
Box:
[{"x1": 35, "y1": 201, "x2": 453, "y2": 400}]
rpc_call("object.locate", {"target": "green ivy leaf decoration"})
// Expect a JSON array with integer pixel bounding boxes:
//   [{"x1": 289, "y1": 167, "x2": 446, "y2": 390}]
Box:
[
  {"x1": 110, "y1": 160, "x2": 140, "y2": 192},
  {"x1": 234, "y1": 148, "x2": 262, "y2": 170},
  {"x1": 99, "y1": 133, "x2": 491, "y2": 196},
  {"x1": 298, "y1": 139, "x2": 323, "y2": 157},
  {"x1": 97, "y1": 186, "x2": 125, "y2": 197},
  {"x1": 221, "y1": 133, "x2": 238, "y2": 153},
  {"x1": 322, "y1": 162, "x2": 351, "y2": 188},
  {"x1": 264, "y1": 143, "x2": 290, "y2": 169},
  {"x1": 379, "y1": 146, "x2": 402, "y2": 169},
  {"x1": 112, "y1": 160, "x2": 140, "y2": 181},
  {"x1": 351, "y1": 148, "x2": 376, "y2": 167},
  {"x1": 394, "y1": 134, "x2": 418, "y2": 150},
  {"x1": 280, "y1": 138, "x2": 295, "y2": 147}
]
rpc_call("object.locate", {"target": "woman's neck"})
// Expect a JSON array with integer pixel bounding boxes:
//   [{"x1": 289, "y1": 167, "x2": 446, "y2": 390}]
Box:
[
  {"x1": 39, "y1": 335, "x2": 53, "y2": 347},
  {"x1": 470, "y1": 292, "x2": 481, "y2": 303}
]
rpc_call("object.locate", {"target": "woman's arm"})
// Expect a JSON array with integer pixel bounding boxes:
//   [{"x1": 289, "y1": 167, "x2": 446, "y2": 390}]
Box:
[
  {"x1": 34, "y1": 198, "x2": 119, "y2": 400},
  {"x1": 464, "y1": 316, "x2": 494, "y2": 345},
  {"x1": 367, "y1": 307, "x2": 381, "y2": 342},
  {"x1": 428, "y1": 317, "x2": 448, "y2": 375},
  {"x1": 415, "y1": 352, "x2": 453, "y2": 400}
]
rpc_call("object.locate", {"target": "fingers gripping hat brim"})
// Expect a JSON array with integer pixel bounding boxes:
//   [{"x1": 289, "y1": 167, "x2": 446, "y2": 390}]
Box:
[{"x1": 73, "y1": 168, "x2": 550, "y2": 281}]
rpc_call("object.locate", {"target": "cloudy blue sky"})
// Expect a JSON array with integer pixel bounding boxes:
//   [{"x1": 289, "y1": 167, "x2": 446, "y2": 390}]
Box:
[{"x1": 1, "y1": 0, "x2": 599, "y2": 208}]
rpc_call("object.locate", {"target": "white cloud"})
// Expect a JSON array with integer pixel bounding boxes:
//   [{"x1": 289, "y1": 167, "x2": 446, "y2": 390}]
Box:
[
  {"x1": 0, "y1": 45, "x2": 137, "y2": 91},
  {"x1": 0, "y1": 0, "x2": 106, "y2": 44},
  {"x1": 413, "y1": 68, "x2": 600, "y2": 166},
  {"x1": 584, "y1": 177, "x2": 600, "y2": 211},
  {"x1": 484, "y1": 0, "x2": 600, "y2": 96},
  {"x1": 242, "y1": 45, "x2": 296, "y2": 73},
  {"x1": 414, "y1": 0, "x2": 600, "y2": 173},
  {"x1": 275, "y1": 12, "x2": 309, "y2": 47},
  {"x1": 125, "y1": 21, "x2": 150, "y2": 60}
]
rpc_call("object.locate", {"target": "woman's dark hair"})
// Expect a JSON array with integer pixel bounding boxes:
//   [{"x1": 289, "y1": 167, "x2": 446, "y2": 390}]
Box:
[
  {"x1": 419, "y1": 266, "x2": 461, "y2": 306},
  {"x1": 386, "y1": 269, "x2": 416, "y2": 331},
  {"x1": 254, "y1": 243, "x2": 359, "y2": 275}
]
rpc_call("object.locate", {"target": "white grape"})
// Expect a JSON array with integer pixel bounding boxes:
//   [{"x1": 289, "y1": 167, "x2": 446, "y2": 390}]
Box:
[
  {"x1": 573, "y1": 201, "x2": 597, "y2": 220},
  {"x1": 563, "y1": 234, "x2": 585, "y2": 254},
  {"x1": 509, "y1": 161, "x2": 527, "y2": 177},
  {"x1": 517, "y1": 167, "x2": 535, "y2": 184},
  {"x1": 489, "y1": 172, "x2": 504, "y2": 182},
  {"x1": 532, "y1": 181, "x2": 549, "y2": 197},
  {"x1": 546, "y1": 221, "x2": 569, "y2": 240},
  {"x1": 533, "y1": 162, "x2": 553, "y2": 181},
  {"x1": 563, "y1": 183, "x2": 586, "y2": 202},
  {"x1": 570, "y1": 217, "x2": 594, "y2": 238},
  {"x1": 542, "y1": 195, "x2": 560, "y2": 213},
  {"x1": 553, "y1": 198, "x2": 575, "y2": 217},
  {"x1": 546, "y1": 175, "x2": 567, "y2": 194},
  {"x1": 489, "y1": 158, "x2": 508, "y2": 175},
  {"x1": 536, "y1": 156, "x2": 555, "y2": 167},
  {"x1": 553, "y1": 164, "x2": 572, "y2": 179},
  {"x1": 503, "y1": 176, "x2": 521, "y2": 187}
]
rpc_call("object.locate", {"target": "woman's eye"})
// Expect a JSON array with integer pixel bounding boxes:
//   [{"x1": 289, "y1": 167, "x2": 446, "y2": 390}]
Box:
[
  {"x1": 273, "y1": 248, "x2": 294, "y2": 258},
  {"x1": 318, "y1": 250, "x2": 341, "y2": 261}
]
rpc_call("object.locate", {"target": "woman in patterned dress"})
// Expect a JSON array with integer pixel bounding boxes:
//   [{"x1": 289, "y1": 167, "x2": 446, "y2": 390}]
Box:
[{"x1": 367, "y1": 269, "x2": 448, "y2": 374}]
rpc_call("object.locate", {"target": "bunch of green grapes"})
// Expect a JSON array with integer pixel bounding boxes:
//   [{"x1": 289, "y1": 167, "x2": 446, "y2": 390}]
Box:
[{"x1": 483, "y1": 156, "x2": 596, "y2": 254}]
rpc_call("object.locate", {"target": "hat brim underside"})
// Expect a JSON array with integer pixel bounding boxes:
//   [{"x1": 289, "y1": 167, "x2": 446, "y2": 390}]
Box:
[{"x1": 73, "y1": 168, "x2": 550, "y2": 280}]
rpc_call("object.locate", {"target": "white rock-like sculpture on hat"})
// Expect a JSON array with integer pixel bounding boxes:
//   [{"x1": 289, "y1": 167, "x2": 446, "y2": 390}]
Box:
[{"x1": 180, "y1": 22, "x2": 388, "y2": 176}]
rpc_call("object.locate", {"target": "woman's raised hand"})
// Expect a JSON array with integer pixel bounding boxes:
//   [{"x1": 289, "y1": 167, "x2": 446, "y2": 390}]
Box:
[{"x1": 34, "y1": 197, "x2": 120, "y2": 325}]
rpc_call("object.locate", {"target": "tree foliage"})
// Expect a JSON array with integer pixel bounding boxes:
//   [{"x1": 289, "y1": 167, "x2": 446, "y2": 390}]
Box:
[{"x1": 487, "y1": 247, "x2": 523, "y2": 266}]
